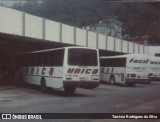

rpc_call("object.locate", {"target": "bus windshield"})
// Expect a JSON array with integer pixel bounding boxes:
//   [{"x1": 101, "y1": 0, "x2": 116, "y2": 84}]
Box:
[{"x1": 68, "y1": 48, "x2": 98, "y2": 66}]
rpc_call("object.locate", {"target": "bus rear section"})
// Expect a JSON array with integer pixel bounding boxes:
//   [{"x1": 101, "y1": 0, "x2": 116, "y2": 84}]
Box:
[
  {"x1": 16, "y1": 47, "x2": 100, "y2": 95},
  {"x1": 100, "y1": 54, "x2": 149, "y2": 86},
  {"x1": 126, "y1": 55, "x2": 149, "y2": 85},
  {"x1": 63, "y1": 47, "x2": 100, "y2": 94},
  {"x1": 147, "y1": 56, "x2": 160, "y2": 82}
]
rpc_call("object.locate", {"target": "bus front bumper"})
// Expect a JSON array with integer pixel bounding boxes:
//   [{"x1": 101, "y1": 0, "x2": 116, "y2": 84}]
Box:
[
  {"x1": 63, "y1": 81, "x2": 99, "y2": 89},
  {"x1": 125, "y1": 78, "x2": 149, "y2": 84}
]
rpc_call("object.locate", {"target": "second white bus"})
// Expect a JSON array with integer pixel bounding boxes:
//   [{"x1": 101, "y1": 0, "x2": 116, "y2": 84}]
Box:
[
  {"x1": 16, "y1": 46, "x2": 100, "y2": 94},
  {"x1": 100, "y1": 54, "x2": 149, "y2": 86}
]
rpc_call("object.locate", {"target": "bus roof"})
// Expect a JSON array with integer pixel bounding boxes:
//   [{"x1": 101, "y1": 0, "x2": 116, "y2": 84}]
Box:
[
  {"x1": 100, "y1": 54, "x2": 149, "y2": 59},
  {"x1": 18, "y1": 46, "x2": 98, "y2": 55}
]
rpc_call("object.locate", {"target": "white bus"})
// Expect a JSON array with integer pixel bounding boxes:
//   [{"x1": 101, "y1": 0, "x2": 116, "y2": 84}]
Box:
[
  {"x1": 16, "y1": 46, "x2": 100, "y2": 94},
  {"x1": 100, "y1": 54, "x2": 149, "y2": 86},
  {"x1": 147, "y1": 56, "x2": 160, "y2": 83}
]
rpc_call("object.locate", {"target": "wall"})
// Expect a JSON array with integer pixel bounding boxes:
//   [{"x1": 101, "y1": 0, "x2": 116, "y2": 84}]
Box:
[
  {"x1": 0, "y1": 7, "x2": 22, "y2": 35},
  {"x1": 0, "y1": 6, "x2": 149, "y2": 55},
  {"x1": 148, "y1": 46, "x2": 160, "y2": 56}
]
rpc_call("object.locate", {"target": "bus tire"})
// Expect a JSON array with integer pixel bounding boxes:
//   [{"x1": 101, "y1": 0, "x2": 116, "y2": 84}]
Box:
[
  {"x1": 64, "y1": 86, "x2": 76, "y2": 95},
  {"x1": 110, "y1": 76, "x2": 115, "y2": 85},
  {"x1": 41, "y1": 78, "x2": 47, "y2": 92}
]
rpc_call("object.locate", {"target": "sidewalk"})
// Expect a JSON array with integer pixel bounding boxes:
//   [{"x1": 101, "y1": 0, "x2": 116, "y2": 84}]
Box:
[{"x1": 92, "y1": 98, "x2": 160, "y2": 122}]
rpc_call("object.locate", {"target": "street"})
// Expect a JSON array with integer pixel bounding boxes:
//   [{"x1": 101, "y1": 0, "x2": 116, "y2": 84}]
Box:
[{"x1": 0, "y1": 82, "x2": 160, "y2": 122}]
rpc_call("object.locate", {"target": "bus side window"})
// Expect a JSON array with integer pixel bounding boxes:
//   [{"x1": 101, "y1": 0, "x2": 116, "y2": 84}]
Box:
[
  {"x1": 48, "y1": 49, "x2": 64, "y2": 66},
  {"x1": 100, "y1": 58, "x2": 126, "y2": 67},
  {"x1": 29, "y1": 54, "x2": 34, "y2": 66},
  {"x1": 100, "y1": 59, "x2": 105, "y2": 67},
  {"x1": 34, "y1": 54, "x2": 40, "y2": 66},
  {"x1": 44, "y1": 53, "x2": 49, "y2": 66},
  {"x1": 56, "y1": 49, "x2": 64, "y2": 66},
  {"x1": 37, "y1": 53, "x2": 43, "y2": 66}
]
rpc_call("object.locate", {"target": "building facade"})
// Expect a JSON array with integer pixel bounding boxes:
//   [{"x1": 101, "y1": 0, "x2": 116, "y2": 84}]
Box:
[{"x1": 83, "y1": 17, "x2": 122, "y2": 38}]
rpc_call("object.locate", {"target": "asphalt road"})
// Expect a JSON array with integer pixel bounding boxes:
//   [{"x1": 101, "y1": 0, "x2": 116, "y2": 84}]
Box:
[{"x1": 0, "y1": 81, "x2": 160, "y2": 122}]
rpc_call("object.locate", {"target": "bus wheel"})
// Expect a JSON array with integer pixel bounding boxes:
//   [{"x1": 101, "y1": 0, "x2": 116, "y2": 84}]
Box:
[
  {"x1": 110, "y1": 76, "x2": 115, "y2": 85},
  {"x1": 41, "y1": 78, "x2": 47, "y2": 92},
  {"x1": 64, "y1": 86, "x2": 76, "y2": 95}
]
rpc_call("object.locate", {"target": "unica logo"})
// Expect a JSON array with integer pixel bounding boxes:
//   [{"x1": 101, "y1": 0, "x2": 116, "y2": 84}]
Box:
[{"x1": 67, "y1": 68, "x2": 98, "y2": 74}]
